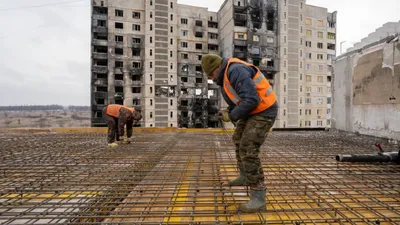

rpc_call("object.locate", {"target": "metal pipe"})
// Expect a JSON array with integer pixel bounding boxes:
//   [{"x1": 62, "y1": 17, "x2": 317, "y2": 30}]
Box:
[{"x1": 336, "y1": 152, "x2": 399, "y2": 163}]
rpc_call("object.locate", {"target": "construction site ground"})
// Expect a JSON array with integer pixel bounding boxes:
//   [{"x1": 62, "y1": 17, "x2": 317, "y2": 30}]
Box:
[{"x1": 0, "y1": 128, "x2": 399, "y2": 225}]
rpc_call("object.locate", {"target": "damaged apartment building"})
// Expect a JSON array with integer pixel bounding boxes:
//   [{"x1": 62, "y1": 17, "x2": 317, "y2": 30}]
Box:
[
  {"x1": 90, "y1": 0, "x2": 220, "y2": 127},
  {"x1": 91, "y1": 0, "x2": 337, "y2": 129}
]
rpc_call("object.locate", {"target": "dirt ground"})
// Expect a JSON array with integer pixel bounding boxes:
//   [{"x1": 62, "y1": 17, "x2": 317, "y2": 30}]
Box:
[{"x1": 0, "y1": 110, "x2": 90, "y2": 128}]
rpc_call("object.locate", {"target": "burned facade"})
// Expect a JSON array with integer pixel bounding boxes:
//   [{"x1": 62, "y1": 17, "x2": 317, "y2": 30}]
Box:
[
  {"x1": 90, "y1": 0, "x2": 336, "y2": 128},
  {"x1": 90, "y1": 0, "x2": 220, "y2": 128},
  {"x1": 177, "y1": 5, "x2": 220, "y2": 128}
]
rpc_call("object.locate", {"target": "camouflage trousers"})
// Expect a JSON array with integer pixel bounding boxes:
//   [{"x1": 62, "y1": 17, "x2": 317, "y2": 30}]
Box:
[
  {"x1": 102, "y1": 108, "x2": 120, "y2": 144},
  {"x1": 232, "y1": 115, "x2": 276, "y2": 190}
]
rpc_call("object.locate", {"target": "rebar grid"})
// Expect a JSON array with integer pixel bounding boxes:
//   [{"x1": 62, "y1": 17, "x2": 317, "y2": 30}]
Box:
[{"x1": 0, "y1": 131, "x2": 399, "y2": 224}]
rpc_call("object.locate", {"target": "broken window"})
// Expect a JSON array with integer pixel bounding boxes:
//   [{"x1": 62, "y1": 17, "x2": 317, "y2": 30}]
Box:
[
  {"x1": 155, "y1": 86, "x2": 175, "y2": 97},
  {"x1": 115, "y1": 48, "x2": 123, "y2": 55},
  {"x1": 195, "y1": 20, "x2": 202, "y2": 26},
  {"x1": 195, "y1": 65, "x2": 202, "y2": 72},
  {"x1": 208, "y1": 44, "x2": 218, "y2": 51},
  {"x1": 208, "y1": 21, "x2": 218, "y2": 28},
  {"x1": 98, "y1": 20, "x2": 106, "y2": 27},
  {"x1": 132, "y1": 24, "x2": 141, "y2": 31},
  {"x1": 115, "y1": 35, "x2": 123, "y2": 42},
  {"x1": 95, "y1": 33, "x2": 108, "y2": 40},
  {"x1": 181, "y1": 65, "x2": 188, "y2": 72},
  {"x1": 197, "y1": 55, "x2": 202, "y2": 60},
  {"x1": 93, "y1": 6, "x2": 107, "y2": 15},
  {"x1": 132, "y1": 98, "x2": 140, "y2": 106},
  {"x1": 115, "y1": 22, "x2": 123, "y2": 29},
  {"x1": 115, "y1": 9, "x2": 123, "y2": 17},
  {"x1": 327, "y1": 76, "x2": 332, "y2": 82},
  {"x1": 181, "y1": 77, "x2": 188, "y2": 82},
  {"x1": 132, "y1": 75, "x2": 140, "y2": 81},
  {"x1": 195, "y1": 32, "x2": 203, "y2": 38},
  {"x1": 94, "y1": 59, "x2": 107, "y2": 66},
  {"x1": 266, "y1": 9, "x2": 275, "y2": 31},
  {"x1": 132, "y1": 62, "x2": 141, "y2": 68},
  {"x1": 94, "y1": 46, "x2": 107, "y2": 53},
  {"x1": 132, "y1": 12, "x2": 141, "y2": 19},
  {"x1": 132, "y1": 87, "x2": 141, "y2": 93},
  {"x1": 96, "y1": 86, "x2": 107, "y2": 92},
  {"x1": 327, "y1": 43, "x2": 336, "y2": 50},
  {"x1": 181, "y1": 88, "x2": 188, "y2": 95},
  {"x1": 96, "y1": 98, "x2": 105, "y2": 105},
  {"x1": 181, "y1": 53, "x2": 188, "y2": 59},
  {"x1": 96, "y1": 73, "x2": 107, "y2": 79},
  {"x1": 195, "y1": 89, "x2": 202, "y2": 95},
  {"x1": 132, "y1": 38, "x2": 141, "y2": 44},
  {"x1": 115, "y1": 74, "x2": 123, "y2": 80},
  {"x1": 195, "y1": 43, "x2": 202, "y2": 50},
  {"x1": 132, "y1": 49, "x2": 140, "y2": 56},
  {"x1": 252, "y1": 58, "x2": 260, "y2": 66},
  {"x1": 115, "y1": 86, "x2": 123, "y2": 93},
  {"x1": 115, "y1": 61, "x2": 123, "y2": 68},
  {"x1": 196, "y1": 78, "x2": 203, "y2": 83}
]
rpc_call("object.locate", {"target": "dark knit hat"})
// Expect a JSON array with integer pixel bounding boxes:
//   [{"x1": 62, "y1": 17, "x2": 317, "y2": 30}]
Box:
[{"x1": 201, "y1": 54, "x2": 223, "y2": 76}]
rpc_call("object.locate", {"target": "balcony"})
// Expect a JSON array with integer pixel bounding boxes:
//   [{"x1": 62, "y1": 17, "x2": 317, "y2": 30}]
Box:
[
  {"x1": 93, "y1": 78, "x2": 108, "y2": 86},
  {"x1": 132, "y1": 80, "x2": 142, "y2": 86},
  {"x1": 234, "y1": 13, "x2": 247, "y2": 21},
  {"x1": 92, "y1": 104, "x2": 106, "y2": 111},
  {"x1": 130, "y1": 68, "x2": 143, "y2": 75},
  {"x1": 93, "y1": 14, "x2": 107, "y2": 20},
  {"x1": 234, "y1": 39, "x2": 247, "y2": 46},
  {"x1": 93, "y1": 27, "x2": 107, "y2": 33},
  {"x1": 92, "y1": 52, "x2": 108, "y2": 59},
  {"x1": 92, "y1": 65, "x2": 108, "y2": 73},
  {"x1": 233, "y1": 52, "x2": 247, "y2": 59},
  {"x1": 93, "y1": 91, "x2": 107, "y2": 98},
  {"x1": 114, "y1": 80, "x2": 124, "y2": 86},
  {"x1": 92, "y1": 39, "x2": 108, "y2": 46}
]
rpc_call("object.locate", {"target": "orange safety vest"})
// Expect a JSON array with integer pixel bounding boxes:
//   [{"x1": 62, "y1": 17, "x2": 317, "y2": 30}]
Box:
[
  {"x1": 223, "y1": 58, "x2": 277, "y2": 114},
  {"x1": 105, "y1": 104, "x2": 135, "y2": 118}
]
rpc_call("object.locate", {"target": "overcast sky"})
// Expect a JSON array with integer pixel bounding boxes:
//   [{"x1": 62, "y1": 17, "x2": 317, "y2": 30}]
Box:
[{"x1": 0, "y1": 0, "x2": 399, "y2": 106}]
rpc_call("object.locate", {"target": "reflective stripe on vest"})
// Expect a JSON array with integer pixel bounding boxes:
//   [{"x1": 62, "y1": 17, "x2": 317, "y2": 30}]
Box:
[
  {"x1": 223, "y1": 58, "x2": 277, "y2": 114},
  {"x1": 106, "y1": 104, "x2": 135, "y2": 118}
]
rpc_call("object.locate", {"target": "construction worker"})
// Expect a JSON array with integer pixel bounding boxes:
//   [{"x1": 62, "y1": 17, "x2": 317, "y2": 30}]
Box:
[
  {"x1": 201, "y1": 54, "x2": 278, "y2": 213},
  {"x1": 102, "y1": 104, "x2": 142, "y2": 147}
]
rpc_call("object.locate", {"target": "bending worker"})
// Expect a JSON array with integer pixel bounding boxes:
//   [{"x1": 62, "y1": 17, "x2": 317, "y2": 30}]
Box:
[
  {"x1": 102, "y1": 104, "x2": 142, "y2": 147},
  {"x1": 201, "y1": 54, "x2": 278, "y2": 213}
]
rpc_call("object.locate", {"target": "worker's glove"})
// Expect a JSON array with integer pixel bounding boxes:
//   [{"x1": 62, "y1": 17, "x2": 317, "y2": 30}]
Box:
[
  {"x1": 217, "y1": 110, "x2": 231, "y2": 122},
  {"x1": 108, "y1": 142, "x2": 118, "y2": 148}
]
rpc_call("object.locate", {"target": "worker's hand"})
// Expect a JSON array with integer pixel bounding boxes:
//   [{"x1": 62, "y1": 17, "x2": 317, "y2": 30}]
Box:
[
  {"x1": 217, "y1": 110, "x2": 231, "y2": 122},
  {"x1": 108, "y1": 142, "x2": 118, "y2": 148}
]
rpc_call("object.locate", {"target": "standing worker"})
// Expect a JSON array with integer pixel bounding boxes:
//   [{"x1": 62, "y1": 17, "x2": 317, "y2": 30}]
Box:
[
  {"x1": 201, "y1": 54, "x2": 278, "y2": 213},
  {"x1": 102, "y1": 104, "x2": 142, "y2": 147}
]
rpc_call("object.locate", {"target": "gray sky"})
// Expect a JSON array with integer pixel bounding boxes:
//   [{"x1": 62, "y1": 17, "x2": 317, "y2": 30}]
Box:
[{"x1": 0, "y1": 0, "x2": 399, "y2": 106}]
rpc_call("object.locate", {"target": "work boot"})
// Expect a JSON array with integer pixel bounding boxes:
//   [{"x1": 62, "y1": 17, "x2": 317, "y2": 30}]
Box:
[
  {"x1": 228, "y1": 170, "x2": 247, "y2": 186},
  {"x1": 238, "y1": 189, "x2": 267, "y2": 213}
]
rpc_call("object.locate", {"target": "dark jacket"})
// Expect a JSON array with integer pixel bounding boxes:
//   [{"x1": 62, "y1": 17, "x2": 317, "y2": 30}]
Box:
[
  {"x1": 118, "y1": 107, "x2": 133, "y2": 137},
  {"x1": 215, "y1": 58, "x2": 278, "y2": 122}
]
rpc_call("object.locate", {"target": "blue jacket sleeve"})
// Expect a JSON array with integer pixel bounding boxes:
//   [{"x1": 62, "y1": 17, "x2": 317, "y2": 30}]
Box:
[{"x1": 228, "y1": 67, "x2": 260, "y2": 121}]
